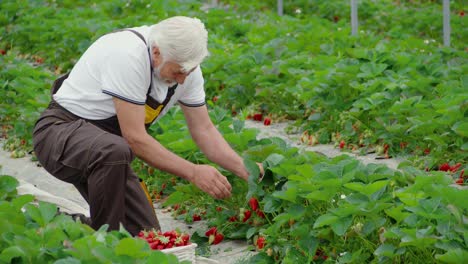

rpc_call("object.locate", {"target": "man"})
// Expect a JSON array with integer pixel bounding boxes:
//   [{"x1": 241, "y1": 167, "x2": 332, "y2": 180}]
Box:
[{"x1": 32, "y1": 16, "x2": 261, "y2": 236}]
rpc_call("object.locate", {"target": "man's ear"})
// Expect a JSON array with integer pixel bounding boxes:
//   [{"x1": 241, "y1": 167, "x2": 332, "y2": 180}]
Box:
[{"x1": 152, "y1": 45, "x2": 160, "y2": 56}]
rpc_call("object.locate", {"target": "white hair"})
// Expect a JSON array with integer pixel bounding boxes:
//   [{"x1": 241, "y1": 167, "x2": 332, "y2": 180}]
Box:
[{"x1": 148, "y1": 16, "x2": 209, "y2": 72}]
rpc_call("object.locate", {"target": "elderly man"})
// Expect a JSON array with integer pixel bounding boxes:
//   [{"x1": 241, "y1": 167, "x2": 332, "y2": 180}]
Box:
[{"x1": 33, "y1": 16, "x2": 259, "y2": 236}]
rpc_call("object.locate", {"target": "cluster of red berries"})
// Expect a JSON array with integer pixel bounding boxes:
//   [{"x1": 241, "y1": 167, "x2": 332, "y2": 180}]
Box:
[
  {"x1": 247, "y1": 113, "x2": 272, "y2": 126},
  {"x1": 439, "y1": 163, "x2": 465, "y2": 185},
  {"x1": 137, "y1": 229, "x2": 190, "y2": 250}
]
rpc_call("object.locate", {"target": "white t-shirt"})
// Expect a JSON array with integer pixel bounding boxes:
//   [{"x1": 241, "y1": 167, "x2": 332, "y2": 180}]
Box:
[{"x1": 53, "y1": 25, "x2": 206, "y2": 123}]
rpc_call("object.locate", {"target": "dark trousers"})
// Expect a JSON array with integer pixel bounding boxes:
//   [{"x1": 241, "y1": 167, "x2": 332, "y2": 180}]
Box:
[{"x1": 32, "y1": 101, "x2": 160, "y2": 236}]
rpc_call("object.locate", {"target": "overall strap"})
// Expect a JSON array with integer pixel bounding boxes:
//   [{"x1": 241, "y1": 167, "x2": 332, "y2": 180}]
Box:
[{"x1": 114, "y1": 28, "x2": 153, "y2": 94}]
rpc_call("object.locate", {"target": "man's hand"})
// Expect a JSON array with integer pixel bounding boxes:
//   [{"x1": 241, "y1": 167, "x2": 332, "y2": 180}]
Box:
[{"x1": 190, "y1": 164, "x2": 232, "y2": 199}]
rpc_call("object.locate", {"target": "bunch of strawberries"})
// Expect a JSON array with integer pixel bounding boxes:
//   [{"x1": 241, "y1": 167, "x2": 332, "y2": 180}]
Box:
[
  {"x1": 438, "y1": 162, "x2": 464, "y2": 185},
  {"x1": 137, "y1": 229, "x2": 191, "y2": 250}
]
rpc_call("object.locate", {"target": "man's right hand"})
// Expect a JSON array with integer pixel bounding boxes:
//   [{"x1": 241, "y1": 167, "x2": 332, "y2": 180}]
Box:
[{"x1": 190, "y1": 164, "x2": 232, "y2": 199}]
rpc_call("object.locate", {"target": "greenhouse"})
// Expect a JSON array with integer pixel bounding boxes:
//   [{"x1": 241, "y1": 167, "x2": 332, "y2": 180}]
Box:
[{"x1": 0, "y1": 1, "x2": 467, "y2": 263}]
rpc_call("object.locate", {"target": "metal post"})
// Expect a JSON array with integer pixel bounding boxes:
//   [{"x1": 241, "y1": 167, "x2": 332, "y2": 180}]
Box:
[
  {"x1": 278, "y1": 0, "x2": 283, "y2": 16},
  {"x1": 443, "y1": 0, "x2": 450, "y2": 46},
  {"x1": 350, "y1": 0, "x2": 358, "y2": 36}
]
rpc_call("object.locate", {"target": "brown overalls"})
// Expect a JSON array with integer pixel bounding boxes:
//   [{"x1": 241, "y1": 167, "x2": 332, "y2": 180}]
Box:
[{"x1": 32, "y1": 30, "x2": 176, "y2": 236}]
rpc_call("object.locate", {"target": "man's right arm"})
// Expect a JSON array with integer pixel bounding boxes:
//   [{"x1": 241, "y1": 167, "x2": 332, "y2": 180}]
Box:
[{"x1": 112, "y1": 97, "x2": 232, "y2": 199}]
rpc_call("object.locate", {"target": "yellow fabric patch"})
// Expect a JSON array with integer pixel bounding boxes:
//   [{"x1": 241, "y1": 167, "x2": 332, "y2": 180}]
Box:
[{"x1": 145, "y1": 104, "x2": 163, "y2": 124}]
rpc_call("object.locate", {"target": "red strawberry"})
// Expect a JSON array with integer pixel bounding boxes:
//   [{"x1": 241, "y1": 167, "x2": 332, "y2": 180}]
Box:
[
  {"x1": 205, "y1": 227, "x2": 217, "y2": 237},
  {"x1": 253, "y1": 113, "x2": 263, "y2": 121},
  {"x1": 439, "y1": 163, "x2": 451, "y2": 172},
  {"x1": 339, "y1": 140, "x2": 345, "y2": 149},
  {"x1": 216, "y1": 206, "x2": 223, "y2": 212},
  {"x1": 157, "y1": 244, "x2": 164, "y2": 250},
  {"x1": 263, "y1": 118, "x2": 271, "y2": 126},
  {"x1": 456, "y1": 178, "x2": 464, "y2": 185},
  {"x1": 256, "y1": 210, "x2": 265, "y2": 218},
  {"x1": 150, "y1": 241, "x2": 159, "y2": 250},
  {"x1": 450, "y1": 163, "x2": 462, "y2": 172},
  {"x1": 256, "y1": 236, "x2": 266, "y2": 249},
  {"x1": 459, "y1": 169, "x2": 465, "y2": 179},
  {"x1": 212, "y1": 96, "x2": 218, "y2": 102},
  {"x1": 460, "y1": 11, "x2": 465, "y2": 17},
  {"x1": 181, "y1": 233, "x2": 190, "y2": 244},
  {"x1": 137, "y1": 231, "x2": 145, "y2": 238},
  {"x1": 242, "y1": 210, "x2": 252, "y2": 222},
  {"x1": 147, "y1": 231, "x2": 155, "y2": 239},
  {"x1": 0, "y1": 49, "x2": 6, "y2": 55},
  {"x1": 173, "y1": 204, "x2": 180, "y2": 211},
  {"x1": 228, "y1": 216, "x2": 238, "y2": 222},
  {"x1": 212, "y1": 233, "x2": 224, "y2": 245},
  {"x1": 249, "y1": 197, "x2": 259, "y2": 211},
  {"x1": 424, "y1": 148, "x2": 431, "y2": 155},
  {"x1": 192, "y1": 214, "x2": 201, "y2": 221}
]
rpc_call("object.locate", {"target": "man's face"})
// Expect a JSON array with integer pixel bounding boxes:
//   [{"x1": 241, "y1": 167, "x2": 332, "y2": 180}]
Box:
[{"x1": 151, "y1": 46, "x2": 196, "y2": 85}]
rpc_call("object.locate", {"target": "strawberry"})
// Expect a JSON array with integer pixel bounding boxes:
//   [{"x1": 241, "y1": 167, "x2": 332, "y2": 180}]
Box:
[
  {"x1": 228, "y1": 216, "x2": 238, "y2": 222},
  {"x1": 205, "y1": 227, "x2": 217, "y2": 237},
  {"x1": 193, "y1": 214, "x2": 201, "y2": 221},
  {"x1": 450, "y1": 163, "x2": 462, "y2": 172},
  {"x1": 137, "y1": 231, "x2": 145, "y2": 238},
  {"x1": 212, "y1": 96, "x2": 218, "y2": 102},
  {"x1": 339, "y1": 140, "x2": 345, "y2": 149},
  {"x1": 439, "y1": 163, "x2": 451, "y2": 172},
  {"x1": 456, "y1": 178, "x2": 464, "y2": 185},
  {"x1": 173, "y1": 204, "x2": 180, "y2": 211},
  {"x1": 213, "y1": 233, "x2": 224, "y2": 245},
  {"x1": 424, "y1": 148, "x2": 431, "y2": 155},
  {"x1": 181, "y1": 233, "x2": 190, "y2": 244},
  {"x1": 256, "y1": 210, "x2": 265, "y2": 218},
  {"x1": 263, "y1": 118, "x2": 271, "y2": 126},
  {"x1": 216, "y1": 206, "x2": 223, "y2": 212},
  {"x1": 459, "y1": 169, "x2": 465, "y2": 179},
  {"x1": 246, "y1": 114, "x2": 252, "y2": 120},
  {"x1": 242, "y1": 210, "x2": 252, "y2": 222},
  {"x1": 150, "y1": 241, "x2": 159, "y2": 250},
  {"x1": 0, "y1": 49, "x2": 6, "y2": 55},
  {"x1": 157, "y1": 244, "x2": 164, "y2": 250},
  {"x1": 249, "y1": 197, "x2": 259, "y2": 211},
  {"x1": 256, "y1": 236, "x2": 266, "y2": 249},
  {"x1": 253, "y1": 113, "x2": 263, "y2": 121}
]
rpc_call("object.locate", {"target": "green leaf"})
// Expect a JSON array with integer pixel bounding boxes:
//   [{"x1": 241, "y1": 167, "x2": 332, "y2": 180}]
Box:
[
  {"x1": 263, "y1": 153, "x2": 285, "y2": 168},
  {"x1": 0, "y1": 246, "x2": 26, "y2": 263},
  {"x1": 53, "y1": 257, "x2": 82, "y2": 264},
  {"x1": 331, "y1": 216, "x2": 353, "y2": 236},
  {"x1": 374, "y1": 243, "x2": 396, "y2": 257},
  {"x1": 298, "y1": 235, "x2": 318, "y2": 259},
  {"x1": 163, "y1": 191, "x2": 186, "y2": 207},
  {"x1": 435, "y1": 248, "x2": 468, "y2": 263},
  {"x1": 272, "y1": 182, "x2": 297, "y2": 203},
  {"x1": 313, "y1": 213, "x2": 339, "y2": 229},
  {"x1": 0, "y1": 175, "x2": 19, "y2": 200},
  {"x1": 246, "y1": 227, "x2": 258, "y2": 239},
  {"x1": 451, "y1": 121, "x2": 468, "y2": 137},
  {"x1": 37, "y1": 201, "x2": 58, "y2": 226},
  {"x1": 232, "y1": 119, "x2": 244, "y2": 133},
  {"x1": 114, "y1": 237, "x2": 149, "y2": 258},
  {"x1": 344, "y1": 180, "x2": 388, "y2": 197}
]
